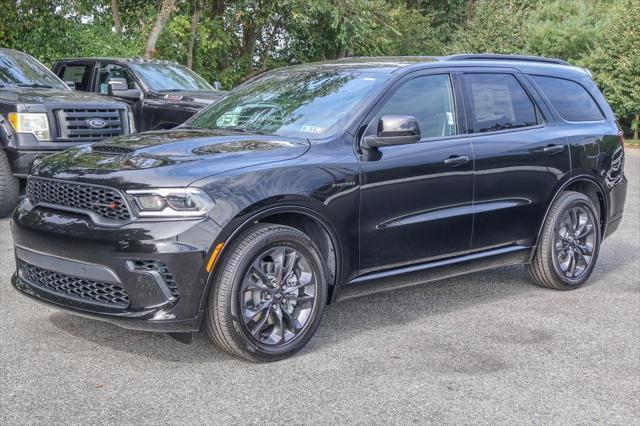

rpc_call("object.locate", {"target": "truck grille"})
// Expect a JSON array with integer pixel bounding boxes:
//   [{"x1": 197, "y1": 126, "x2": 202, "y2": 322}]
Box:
[
  {"x1": 54, "y1": 108, "x2": 125, "y2": 141},
  {"x1": 19, "y1": 261, "x2": 130, "y2": 308},
  {"x1": 26, "y1": 177, "x2": 131, "y2": 221}
]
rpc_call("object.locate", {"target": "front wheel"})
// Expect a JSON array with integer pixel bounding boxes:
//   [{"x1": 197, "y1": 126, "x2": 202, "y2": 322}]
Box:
[
  {"x1": 527, "y1": 191, "x2": 601, "y2": 290},
  {"x1": 205, "y1": 223, "x2": 327, "y2": 362}
]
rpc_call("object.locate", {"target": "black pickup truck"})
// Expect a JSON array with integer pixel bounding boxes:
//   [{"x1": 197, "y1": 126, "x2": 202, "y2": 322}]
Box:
[
  {"x1": 0, "y1": 48, "x2": 133, "y2": 216},
  {"x1": 52, "y1": 58, "x2": 225, "y2": 132}
]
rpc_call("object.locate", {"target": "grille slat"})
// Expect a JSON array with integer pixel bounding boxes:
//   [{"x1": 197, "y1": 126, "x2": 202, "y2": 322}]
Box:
[
  {"x1": 26, "y1": 178, "x2": 131, "y2": 221},
  {"x1": 54, "y1": 108, "x2": 125, "y2": 141},
  {"x1": 20, "y1": 261, "x2": 130, "y2": 308}
]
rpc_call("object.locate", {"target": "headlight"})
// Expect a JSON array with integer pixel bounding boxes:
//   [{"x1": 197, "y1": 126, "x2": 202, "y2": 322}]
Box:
[
  {"x1": 8, "y1": 112, "x2": 51, "y2": 140},
  {"x1": 126, "y1": 188, "x2": 214, "y2": 218},
  {"x1": 127, "y1": 110, "x2": 137, "y2": 133}
]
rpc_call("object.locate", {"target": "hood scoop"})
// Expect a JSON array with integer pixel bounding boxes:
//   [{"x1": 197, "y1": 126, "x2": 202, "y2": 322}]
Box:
[{"x1": 92, "y1": 145, "x2": 135, "y2": 155}]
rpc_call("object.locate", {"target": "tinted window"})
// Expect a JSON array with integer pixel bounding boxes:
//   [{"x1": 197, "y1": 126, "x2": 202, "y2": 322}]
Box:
[
  {"x1": 379, "y1": 74, "x2": 457, "y2": 139},
  {"x1": 463, "y1": 73, "x2": 538, "y2": 133},
  {"x1": 60, "y1": 65, "x2": 91, "y2": 91},
  {"x1": 532, "y1": 75, "x2": 603, "y2": 121}
]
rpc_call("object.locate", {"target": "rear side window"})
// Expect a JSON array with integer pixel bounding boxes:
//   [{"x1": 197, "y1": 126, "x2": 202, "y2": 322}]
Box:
[
  {"x1": 60, "y1": 65, "x2": 91, "y2": 91},
  {"x1": 532, "y1": 75, "x2": 603, "y2": 122},
  {"x1": 463, "y1": 73, "x2": 538, "y2": 133}
]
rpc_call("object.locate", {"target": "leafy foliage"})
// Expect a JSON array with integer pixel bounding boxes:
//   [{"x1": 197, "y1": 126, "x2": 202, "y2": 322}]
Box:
[{"x1": 0, "y1": 0, "x2": 637, "y2": 136}]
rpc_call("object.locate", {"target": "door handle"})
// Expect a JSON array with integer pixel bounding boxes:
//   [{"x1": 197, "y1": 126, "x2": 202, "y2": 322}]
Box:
[
  {"x1": 444, "y1": 155, "x2": 470, "y2": 167},
  {"x1": 543, "y1": 144, "x2": 565, "y2": 155}
]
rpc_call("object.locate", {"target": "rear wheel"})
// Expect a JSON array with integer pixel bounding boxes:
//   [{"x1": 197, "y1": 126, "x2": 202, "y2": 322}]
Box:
[
  {"x1": 205, "y1": 223, "x2": 327, "y2": 362},
  {"x1": 527, "y1": 191, "x2": 601, "y2": 290},
  {"x1": 0, "y1": 150, "x2": 19, "y2": 217}
]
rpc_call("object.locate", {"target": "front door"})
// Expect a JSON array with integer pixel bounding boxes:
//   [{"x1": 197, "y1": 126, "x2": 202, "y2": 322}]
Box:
[{"x1": 358, "y1": 72, "x2": 474, "y2": 274}]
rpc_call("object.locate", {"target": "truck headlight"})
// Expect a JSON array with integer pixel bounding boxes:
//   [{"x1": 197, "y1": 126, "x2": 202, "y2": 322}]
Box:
[
  {"x1": 8, "y1": 112, "x2": 51, "y2": 140},
  {"x1": 126, "y1": 188, "x2": 214, "y2": 218}
]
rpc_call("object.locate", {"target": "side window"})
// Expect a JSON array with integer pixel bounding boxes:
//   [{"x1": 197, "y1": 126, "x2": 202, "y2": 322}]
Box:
[
  {"x1": 97, "y1": 63, "x2": 137, "y2": 94},
  {"x1": 532, "y1": 75, "x2": 603, "y2": 122},
  {"x1": 60, "y1": 65, "x2": 91, "y2": 91},
  {"x1": 463, "y1": 73, "x2": 538, "y2": 133},
  {"x1": 379, "y1": 74, "x2": 457, "y2": 139}
]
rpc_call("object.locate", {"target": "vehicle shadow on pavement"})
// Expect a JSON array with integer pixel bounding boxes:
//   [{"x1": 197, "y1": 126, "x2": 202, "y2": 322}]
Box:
[{"x1": 47, "y1": 240, "x2": 637, "y2": 364}]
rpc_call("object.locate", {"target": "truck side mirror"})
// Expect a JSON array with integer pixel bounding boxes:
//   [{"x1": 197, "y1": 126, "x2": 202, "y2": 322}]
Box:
[
  {"x1": 107, "y1": 78, "x2": 142, "y2": 100},
  {"x1": 362, "y1": 115, "x2": 422, "y2": 148}
]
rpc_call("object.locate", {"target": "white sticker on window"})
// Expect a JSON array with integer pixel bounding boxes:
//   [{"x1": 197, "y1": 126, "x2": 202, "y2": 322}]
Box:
[
  {"x1": 446, "y1": 112, "x2": 455, "y2": 125},
  {"x1": 300, "y1": 125, "x2": 324, "y2": 134}
]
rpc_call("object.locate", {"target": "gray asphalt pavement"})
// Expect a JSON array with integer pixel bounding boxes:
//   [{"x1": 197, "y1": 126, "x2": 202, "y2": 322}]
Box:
[{"x1": 1, "y1": 150, "x2": 638, "y2": 425}]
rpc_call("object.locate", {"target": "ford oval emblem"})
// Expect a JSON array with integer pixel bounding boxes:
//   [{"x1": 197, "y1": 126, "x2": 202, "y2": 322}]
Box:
[{"x1": 88, "y1": 118, "x2": 107, "y2": 129}]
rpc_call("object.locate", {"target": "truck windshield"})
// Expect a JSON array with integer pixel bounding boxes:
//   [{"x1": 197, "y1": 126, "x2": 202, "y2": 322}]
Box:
[
  {"x1": 187, "y1": 70, "x2": 389, "y2": 138},
  {"x1": 129, "y1": 62, "x2": 213, "y2": 91},
  {"x1": 0, "y1": 50, "x2": 67, "y2": 89}
]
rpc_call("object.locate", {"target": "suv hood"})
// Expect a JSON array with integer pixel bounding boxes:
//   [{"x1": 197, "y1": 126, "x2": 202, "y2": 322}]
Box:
[
  {"x1": 0, "y1": 86, "x2": 124, "y2": 104},
  {"x1": 31, "y1": 128, "x2": 310, "y2": 189}
]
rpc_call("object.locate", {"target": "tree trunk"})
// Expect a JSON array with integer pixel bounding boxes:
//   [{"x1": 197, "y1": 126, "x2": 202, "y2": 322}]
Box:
[
  {"x1": 186, "y1": 0, "x2": 201, "y2": 69},
  {"x1": 144, "y1": 0, "x2": 176, "y2": 59},
  {"x1": 242, "y1": 20, "x2": 258, "y2": 69},
  {"x1": 465, "y1": 0, "x2": 474, "y2": 28},
  {"x1": 210, "y1": 0, "x2": 224, "y2": 18},
  {"x1": 111, "y1": 0, "x2": 122, "y2": 34},
  {"x1": 634, "y1": 114, "x2": 639, "y2": 141}
]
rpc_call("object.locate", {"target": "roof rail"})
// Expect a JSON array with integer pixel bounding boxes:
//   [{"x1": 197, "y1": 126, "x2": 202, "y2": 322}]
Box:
[{"x1": 443, "y1": 54, "x2": 569, "y2": 66}]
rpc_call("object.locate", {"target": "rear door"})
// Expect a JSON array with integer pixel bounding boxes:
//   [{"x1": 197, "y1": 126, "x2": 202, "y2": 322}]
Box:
[{"x1": 459, "y1": 69, "x2": 571, "y2": 251}]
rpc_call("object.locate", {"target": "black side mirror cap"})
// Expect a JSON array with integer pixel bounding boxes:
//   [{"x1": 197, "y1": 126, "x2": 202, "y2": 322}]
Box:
[
  {"x1": 362, "y1": 115, "x2": 421, "y2": 149},
  {"x1": 108, "y1": 85, "x2": 142, "y2": 100}
]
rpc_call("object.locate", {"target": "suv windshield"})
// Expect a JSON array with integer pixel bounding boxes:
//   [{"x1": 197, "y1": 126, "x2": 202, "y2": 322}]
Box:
[
  {"x1": 129, "y1": 62, "x2": 213, "y2": 91},
  {"x1": 187, "y1": 70, "x2": 389, "y2": 138},
  {"x1": 0, "y1": 50, "x2": 67, "y2": 89}
]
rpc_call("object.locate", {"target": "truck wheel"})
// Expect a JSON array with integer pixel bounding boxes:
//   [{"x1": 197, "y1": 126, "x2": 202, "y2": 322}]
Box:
[
  {"x1": 527, "y1": 191, "x2": 601, "y2": 290},
  {"x1": 205, "y1": 223, "x2": 327, "y2": 362},
  {"x1": 0, "y1": 150, "x2": 19, "y2": 217}
]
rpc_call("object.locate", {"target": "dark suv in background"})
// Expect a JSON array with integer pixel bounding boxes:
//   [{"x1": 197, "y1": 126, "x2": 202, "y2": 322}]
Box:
[
  {"x1": 0, "y1": 48, "x2": 133, "y2": 216},
  {"x1": 11, "y1": 55, "x2": 627, "y2": 361},
  {"x1": 52, "y1": 58, "x2": 225, "y2": 132}
]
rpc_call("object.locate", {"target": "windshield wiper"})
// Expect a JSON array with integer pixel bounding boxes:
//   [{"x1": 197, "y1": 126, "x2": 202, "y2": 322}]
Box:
[{"x1": 17, "y1": 83, "x2": 54, "y2": 88}]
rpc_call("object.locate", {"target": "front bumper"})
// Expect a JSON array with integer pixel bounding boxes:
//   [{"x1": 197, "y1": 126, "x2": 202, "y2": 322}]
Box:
[{"x1": 11, "y1": 203, "x2": 221, "y2": 332}]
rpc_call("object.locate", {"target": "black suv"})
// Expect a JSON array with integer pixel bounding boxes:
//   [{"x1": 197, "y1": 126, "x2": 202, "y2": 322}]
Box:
[
  {"x1": 52, "y1": 58, "x2": 225, "y2": 132},
  {"x1": 0, "y1": 48, "x2": 133, "y2": 216},
  {"x1": 11, "y1": 55, "x2": 627, "y2": 361}
]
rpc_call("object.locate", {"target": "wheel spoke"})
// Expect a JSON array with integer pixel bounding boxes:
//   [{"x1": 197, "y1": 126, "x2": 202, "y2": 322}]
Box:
[
  {"x1": 283, "y1": 279, "x2": 315, "y2": 294},
  {"x1": 270, "y1": 247, "x2": 287, "y2": 284},
  {"x1": 287, "y1": 294, "x2": 314, "y2": 304},
  {"x1": 272, "y1": 306, "x2": 286, "y2": 344},
  {"x1": 567, "y1": 250, "x2": 576, "y2": 277},
  {"x1": 242, "y1": 301, "x2": 271, "y2": 320},
  {"x1": 283, "y1": 251, "x2": 300, "y2": 282},
  {"x1": 569, "y1": 208, "x2": 578, "y2": 231},
  {"x1": 576, "y1": 223, "x2": 593, "y2": 239},
  {"x1": 250, "y1": 308, "x2": 271, "y2": 337},
  {"x1": 281, "y1": 307, "x2": 300, "y2": 332},
  {"x1": 576, "y1": 242, "x2": 593, "y2": 256}
]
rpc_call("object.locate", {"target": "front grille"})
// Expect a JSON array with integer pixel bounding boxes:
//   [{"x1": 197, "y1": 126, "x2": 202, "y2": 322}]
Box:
[
  {"x1": 20, "y1": 261, "x2": 129, "y2": 308},
  {"x1": 54, "y1": 108, "x2": 124, "y2": 141},
  {"x1": 129, "y1": 260, "x2": 179, "y2": 298},
  {"x1": 26, "y1": 177, "x2": 131, "y2": 221}
]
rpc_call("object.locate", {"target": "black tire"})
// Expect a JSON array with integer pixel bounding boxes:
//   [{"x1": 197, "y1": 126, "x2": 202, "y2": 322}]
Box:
[
  {"x1": 0, "y1": 150, "x2": 19, "y2": 218},
  {"x1": 205, "y1": 223, "x2": 327, "y2": 362},
  {"x1": 527, "y1": 191, "x2": 601, "y2": 290}
]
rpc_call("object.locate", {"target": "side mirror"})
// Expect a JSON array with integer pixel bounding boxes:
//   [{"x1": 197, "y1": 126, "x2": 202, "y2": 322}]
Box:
[
  {"x1": 107, "y1": 78, "x2": 142, "y2": 100},
  {"x1": 64, "y1": 81, "x2": 76, "y2": 90},
  {"x1": 362, "y1": 115, "x2": 421, "y2": 148},
  {"x1": 211, "y1": 80, "x2": 222, "y2": 91}
]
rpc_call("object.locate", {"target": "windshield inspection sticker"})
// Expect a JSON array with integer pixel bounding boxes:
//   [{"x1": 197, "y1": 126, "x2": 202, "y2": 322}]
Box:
[{"x1": 300, "y1": 125, "x2": 325, "y2": 134}]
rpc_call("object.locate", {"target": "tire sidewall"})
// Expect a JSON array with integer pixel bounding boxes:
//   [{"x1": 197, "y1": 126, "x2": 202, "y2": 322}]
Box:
[
  {"x1": 225, "y1": 229, "x2": 327, "y2": 361},
  {"x1": 548, "y1": 195, "x2": 601, "y2": 288}
]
